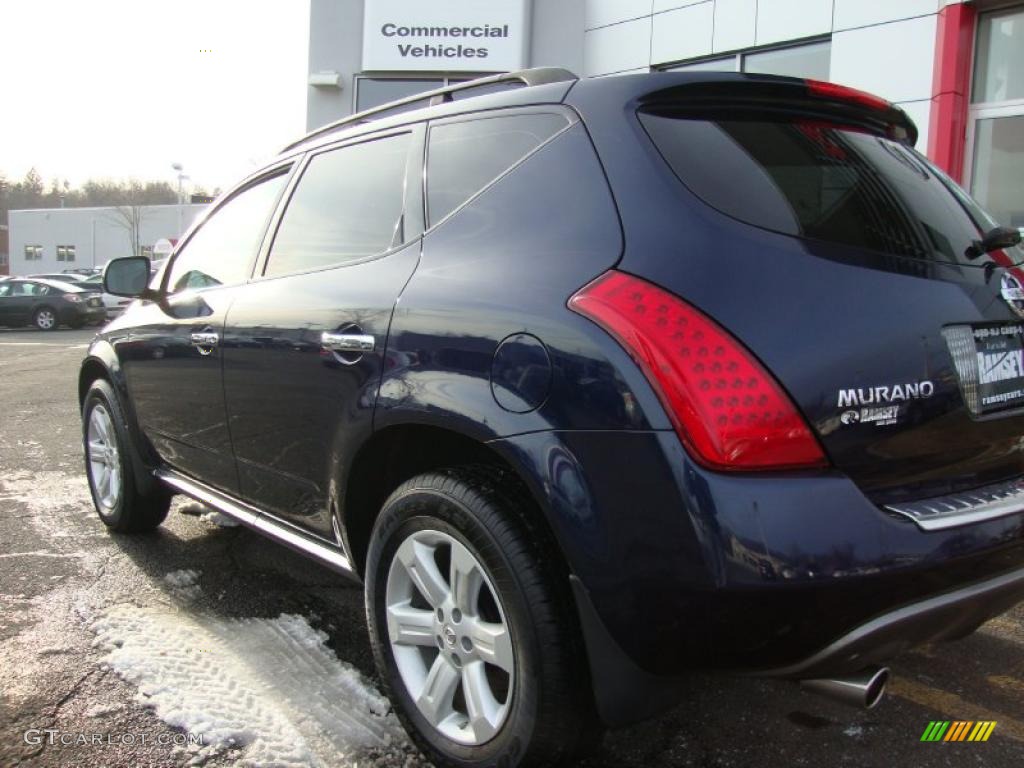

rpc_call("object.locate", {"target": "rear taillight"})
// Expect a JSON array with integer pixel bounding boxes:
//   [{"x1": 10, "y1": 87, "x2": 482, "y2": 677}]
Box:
[
  {"x1": 806, "y1": 79, "x2": 891, "y2": 113},
  {"x1": 569, "y1": 271, "x2": 827, "y2": 471}
]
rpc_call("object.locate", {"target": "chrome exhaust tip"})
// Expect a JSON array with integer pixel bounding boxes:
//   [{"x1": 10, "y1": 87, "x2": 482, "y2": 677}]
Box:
[{"x1": 800, "y1": 666, "x2": 890, "y2": 709}]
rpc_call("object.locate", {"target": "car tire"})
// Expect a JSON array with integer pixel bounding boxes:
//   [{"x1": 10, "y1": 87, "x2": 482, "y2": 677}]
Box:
[
  {"x1": 365, "y1": 465, "x2": 601, "y2": 768},
  {"x1": 82, "y1": 378, "x2": 171, "y2": 533},
  {"x1": 33, "y1": 306, "x2": 57, "y2": 331}
]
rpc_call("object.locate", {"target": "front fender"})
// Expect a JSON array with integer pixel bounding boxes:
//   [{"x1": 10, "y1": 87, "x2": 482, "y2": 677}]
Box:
[{"x1": 79, "y1": 335, "x2": 162, "y2": 494}]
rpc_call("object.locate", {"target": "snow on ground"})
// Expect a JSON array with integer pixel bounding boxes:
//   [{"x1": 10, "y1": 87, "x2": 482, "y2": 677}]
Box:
[
  {"x1": 90, "y1": 606, "x2": 410, "y2": 767},
  {"x1": 176, "y1": 500, "x2": 240, "y2": 528},
  {"x1": 164, "y1": 569, "x2": 203, "y2": 601},
  {"x1": 200, "y1": 510, "x2": 240, "y2": 528}
]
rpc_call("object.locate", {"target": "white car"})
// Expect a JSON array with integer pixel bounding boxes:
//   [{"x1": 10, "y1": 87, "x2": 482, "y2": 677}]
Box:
[{"x1": 79, "y1": 274, "x2": 133, "y2": 319}]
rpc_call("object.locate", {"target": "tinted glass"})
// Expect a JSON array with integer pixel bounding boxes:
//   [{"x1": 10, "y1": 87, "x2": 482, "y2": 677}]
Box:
[
  {"x1": 743, "y1": 41, "x2": 830, "y2": 80},
  {"x1": 12, "y1": 282, "x2": 44, "y2": 296},
  {"x1": 667, "y1": 56, "x2": 737, "y2": 72},
  {"x1": 356, "y1": 78, "x2": 442, "y2": 111},
  {"x1": 640, "y1": 113, "x2": 1023, "y2": 265},
  {"x1": 427, "y1": 113, "x2": 569, "y2": 226},
  {"x1": 266, "y1": 133, "x2": 411, "y2": 276},
  {"x1": 167, "y1": 172, "x2": 288, "y2": 294},
  {"x1": 973, "y1": 7, "x2": 1024, "y2": 103}
]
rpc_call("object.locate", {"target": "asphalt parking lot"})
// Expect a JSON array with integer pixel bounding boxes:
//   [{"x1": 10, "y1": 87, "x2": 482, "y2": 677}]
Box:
[{"x1": 1, "y1": 327, "x2": 1022, "y2": 767}]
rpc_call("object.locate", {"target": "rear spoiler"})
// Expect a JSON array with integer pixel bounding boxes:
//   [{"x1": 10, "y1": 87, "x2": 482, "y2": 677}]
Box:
[{"x1": 637, "y1": 74, "x2": 917, "y2": 146}]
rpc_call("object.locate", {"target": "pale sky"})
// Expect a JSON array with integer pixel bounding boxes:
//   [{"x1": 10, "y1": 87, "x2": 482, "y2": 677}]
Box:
[{"x1": 0, "y1": 0, "x2": 310, "y2": 192}]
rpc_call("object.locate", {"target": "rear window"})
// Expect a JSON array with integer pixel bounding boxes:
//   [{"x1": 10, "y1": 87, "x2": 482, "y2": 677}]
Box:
[{"x1": 639, "y1": 112, "x2": 1023, "y2": 266}]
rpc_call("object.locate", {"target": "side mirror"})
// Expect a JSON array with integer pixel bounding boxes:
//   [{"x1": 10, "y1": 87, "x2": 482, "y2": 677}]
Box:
[{"x1": 104, "y1": 257, "x2": 156, "y2": 298}]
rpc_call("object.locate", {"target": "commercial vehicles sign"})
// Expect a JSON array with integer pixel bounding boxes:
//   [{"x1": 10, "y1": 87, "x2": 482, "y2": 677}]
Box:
[{"x1": 362, "y1": 0, "x2": 530, "y2": 72}]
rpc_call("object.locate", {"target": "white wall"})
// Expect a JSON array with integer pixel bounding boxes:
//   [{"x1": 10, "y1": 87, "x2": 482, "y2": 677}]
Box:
[
  {"x1": 9, "y1": 204, "x2": 206, "y2": 277},
  {"x1": 583, "y1": 0, "x2": 959, "y2": 155}
]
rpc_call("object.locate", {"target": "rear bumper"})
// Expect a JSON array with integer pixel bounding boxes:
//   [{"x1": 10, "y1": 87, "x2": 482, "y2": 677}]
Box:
[
  {"x1": 758, "y1": 564, "x2": 1024, "y2": 679},
  {"x1": 60, "y1": 304, "x2": 106, "y2": 325},
  {"x1": 493, "y1": 429, "x2": 1024, "y2": 725}
]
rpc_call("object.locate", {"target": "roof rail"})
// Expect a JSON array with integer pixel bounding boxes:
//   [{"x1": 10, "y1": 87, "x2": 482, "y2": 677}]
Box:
[{"x1": 282, "y1": 66, "x2": 578, "y2": 153}]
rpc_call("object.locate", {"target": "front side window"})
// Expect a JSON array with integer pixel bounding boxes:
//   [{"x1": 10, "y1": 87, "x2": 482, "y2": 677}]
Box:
[
  {"x1": 426, "y1": 112, "x2": 570, "y2": 226},
  {"x1": 167, "y1": 171, "x2": 289, "y2": 294},
  {"x1": 265, "y1": 133, "x2": 411, "y2": 277}
]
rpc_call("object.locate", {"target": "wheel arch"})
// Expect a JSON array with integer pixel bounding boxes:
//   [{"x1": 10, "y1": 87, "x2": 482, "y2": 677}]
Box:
[
  {"x1": 78, "y1": 344, "x2": 163, "y2": 492},
  {"x1": 339, "y1": 422, "x2": 569, "y2": 582}
]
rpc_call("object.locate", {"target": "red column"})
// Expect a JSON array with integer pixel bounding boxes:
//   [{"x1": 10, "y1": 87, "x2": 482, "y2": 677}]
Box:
[{"x1": 927, "y1": 2, "x2": 977, "y2": 183}]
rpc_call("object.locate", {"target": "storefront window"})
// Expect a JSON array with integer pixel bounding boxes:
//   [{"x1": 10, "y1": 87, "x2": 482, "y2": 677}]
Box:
[
  {"x1": 968, "y1": 7, "x2": 1024, "y2": 230},
  {"x1": 663, "y1": 40, "x2": 830, "y2": 81},
  {"x1": 743, "y1": 41, "x2": 830, "y2": 81},
  {"x1": 355, "y1": 78, "x2": 443, "y2": 112},
  {"x1": 970, "y1": 114, "x2": 1024, "y2": 229},
  {"x1": 973, "y1": 7, "x2": 1024, "y2": 104},
  {"x1": 355, "y1": 76, "x2": 491, "y2": 112}
]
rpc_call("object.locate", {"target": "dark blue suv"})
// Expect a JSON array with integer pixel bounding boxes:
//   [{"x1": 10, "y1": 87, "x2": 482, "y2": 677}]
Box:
[{"x1": 80, "y1": 68, "x2": 1024, "y2": 767}]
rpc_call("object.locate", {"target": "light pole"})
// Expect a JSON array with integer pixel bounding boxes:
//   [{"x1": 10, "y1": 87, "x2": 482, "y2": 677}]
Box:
[{"x1": 171, "y1": 162, "x2": 189, "y2": 236}]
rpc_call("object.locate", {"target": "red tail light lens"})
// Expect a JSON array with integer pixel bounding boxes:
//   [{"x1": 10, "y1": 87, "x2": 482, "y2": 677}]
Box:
[
  {"x1": 806, "y1": 79, "x2": 891, "y2": 113},
  {"x1": 569, "y1": 271, "x2": 827, "y2": 471}
]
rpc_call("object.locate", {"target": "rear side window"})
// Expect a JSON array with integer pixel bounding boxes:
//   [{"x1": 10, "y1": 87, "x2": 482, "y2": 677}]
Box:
[
  {"x1": 639, "y1": 112, "x2": 1022, "y2": 266},
  {"x1": 266, "y1": 133, "x2": 411, "y2": 277},
  {"x1": 426, "y1": 113, "x2": 569, "y2": 226}
]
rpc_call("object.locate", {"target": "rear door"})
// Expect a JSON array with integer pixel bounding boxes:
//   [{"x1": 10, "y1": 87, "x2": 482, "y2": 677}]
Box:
[
  {"x1": 630, "y1": 97, "x2": 1024, "y2": 502},
  {"x1": 8, "y1": 281, "x2": 45, "y2": 325},
  {"x1": 119, "y1": 168, "x2": 292, "y2": 492},
  {"x1": 0, "y1": 281, "x2": 15, "y2": 324},
  {"x1": 222, "y1": 126, "x2": 423, "y2": 538}
]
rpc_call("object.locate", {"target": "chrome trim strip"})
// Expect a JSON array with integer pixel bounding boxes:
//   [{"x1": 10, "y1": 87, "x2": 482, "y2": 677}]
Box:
[
  {"x1": 883, "y1": 476, "x2": 1024, "y2": 530},
  {"x1": 156, "y1": 468, "x2": 354, "y2": 575},
  {"x1": 759, "y1": 566, "x2": 1024, "y2": 679}
]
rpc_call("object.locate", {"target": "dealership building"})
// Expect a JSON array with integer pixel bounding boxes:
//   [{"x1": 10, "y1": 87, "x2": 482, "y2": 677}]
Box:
[{"x1": 307, "y1": 0, "x2": 1022, "y2": 230}]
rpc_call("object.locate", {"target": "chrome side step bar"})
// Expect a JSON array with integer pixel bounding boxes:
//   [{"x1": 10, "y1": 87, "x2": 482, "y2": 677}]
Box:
[{"x1": 155, "y1": 468, "x2": 355, "y2": 576}]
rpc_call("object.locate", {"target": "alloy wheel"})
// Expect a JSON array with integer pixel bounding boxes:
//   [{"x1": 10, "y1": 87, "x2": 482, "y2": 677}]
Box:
[
  {"x1": 385, "y1": 529, "x2": 515, "y2": 745},
  {"x1": 87, "y1": 404, "x2": 121, "y2": 514},
  {"x1": 35, "y1": 309, "x2": 55, "y2": 330}
]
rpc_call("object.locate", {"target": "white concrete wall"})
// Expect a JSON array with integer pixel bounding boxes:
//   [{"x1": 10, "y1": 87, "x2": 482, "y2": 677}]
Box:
[
  {"x1": 8, "y1": 204, "x2": 206, "y2": 277},
  {"x1": 583, "y1": 0, "x2": 963, "y2": 155}
]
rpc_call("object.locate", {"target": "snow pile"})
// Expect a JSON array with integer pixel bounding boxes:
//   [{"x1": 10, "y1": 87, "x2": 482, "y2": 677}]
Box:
[
  {"x1": 200, "y1": 509, "x2": 240, "y2": 528},
  {"x1": 176, "y1": 500, "x2": 240, "y2": 528},
  {"x1": 163, "y1": 569, "x2": 203, "y2": 601},
  {"x1": 90, "y1": 606, "x2": 409, "y2": 767}
]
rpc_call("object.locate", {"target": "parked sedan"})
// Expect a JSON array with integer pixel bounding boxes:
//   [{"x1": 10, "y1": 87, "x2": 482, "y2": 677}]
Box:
[
  {"x1": 28, "y1": 272, "x2": 89, "y2": 283},
  {"x1": 0, "y1": 278, "x2": 106, "y2": 330},
  {"x1": 79, "y1": 273, "x2": 134, "y2": 319}
]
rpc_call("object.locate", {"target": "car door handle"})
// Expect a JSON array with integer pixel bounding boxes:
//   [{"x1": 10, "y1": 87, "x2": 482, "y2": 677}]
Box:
[
  {"x1": 320, "y1": 332, "x2": 375, "y2": 353},
  {"x1": 190, "y1": 331, "x2": 220, "y2": 348}
]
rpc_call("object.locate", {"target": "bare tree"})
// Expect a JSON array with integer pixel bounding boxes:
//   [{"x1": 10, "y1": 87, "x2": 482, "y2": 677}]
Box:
[{"x1": 105, "y1": 204, "x2": 151, "y2": 258}]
